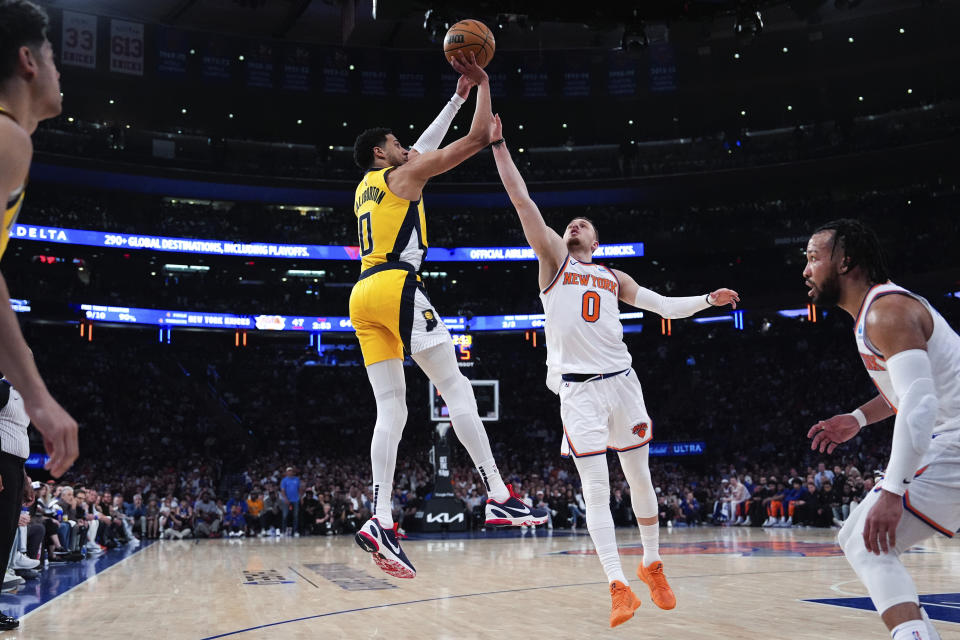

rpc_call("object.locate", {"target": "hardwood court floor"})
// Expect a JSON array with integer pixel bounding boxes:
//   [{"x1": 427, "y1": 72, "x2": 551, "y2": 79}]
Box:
[{"x1": 5, "y1": 526, "x2": 959, "y2": 639}]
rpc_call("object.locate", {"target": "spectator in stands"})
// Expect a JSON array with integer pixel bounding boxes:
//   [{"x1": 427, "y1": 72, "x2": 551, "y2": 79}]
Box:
[
  {"x1": 163, "y1": 498, "x2": 193, "y2": 540},
  {"x1": 193, "y1": 490, "x2": 221, "y2": 538},
  {"x1": 262, "y1": 486, "x2": 283, "y2": 537},
  {"x1": 679, "y1": 490, "x2": 700, "y2": 526},
  {"x1": 567, "y1": 488, "x2": 586, "y2": 530},
  {"x1": 144, "y1": 498, "x2": 160, "y2": 539},
  {"x1": 158, "y1": 496, "x2": 174, "y2": 533},
  {"x1": 762, "y1": 480, "x2": 787, "y2": 527},
  {"x1": 280, "y1": 467, "x2": 302, "y2": 537},
  {"x1": 465, "y1": 488, "x2": 484, "y2": 529},
  {"x1": 730, "y1": 476, "x2": 751, "y2": 525},
  {"x1": 301, "y1": 489, "x2": 321, "y2": 535},
  {"x1": 224, "y1": 504, "x2": 246, "y2": 537},
  {"x1": 713, "y1": 478, "x2": 732, "y2": 523},
  {"x1": 610, "y1": 488, "x2": 630, "y2": 527},
  {"x1": 534, "y1": 489, "x2": 554, "y2": 530},
  {"x1": 225, "y1": 490, "x2": 248, "y2": 530},
  {"x1": 245, "y1": 490, "x2": 263, "y2": 536},
  {"x1": 781, "y1": 478, "x2": 809, "y2": 528},
  {"x1": 813, "y1": 463, "x2": 834, "y2": 490},
  {"x1": 121, "y1": 494, "x2": 145, "y2": 541},
  {"x1": 316, "y1": 502, "x2": 334, "y2": 535},
  {"x1": 32, "y1": 483, "x2": 68, "y2": 560}
]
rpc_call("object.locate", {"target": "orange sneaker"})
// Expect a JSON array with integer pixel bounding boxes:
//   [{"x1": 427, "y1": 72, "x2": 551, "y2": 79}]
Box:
[
  {"x1": 637, "y1": 561, "x2": 676, "y2": 610},
  {"x1": 609, "y1": 580, "x2": 642, "y2": 628}
]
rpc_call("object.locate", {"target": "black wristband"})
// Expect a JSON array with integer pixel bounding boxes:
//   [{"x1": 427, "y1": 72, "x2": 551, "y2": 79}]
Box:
[
  {"x1": 490, "y1": 138, "x2": 505, "y2": 147},
  {"x1": 706, "y1": 293, "x2": 713, "y2": 306}
]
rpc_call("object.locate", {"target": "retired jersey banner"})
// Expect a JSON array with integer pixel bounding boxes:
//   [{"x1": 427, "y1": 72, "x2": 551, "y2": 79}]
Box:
[
  {"x1": 61, "y1": 11, "x2": 97, "y2": 69},
  {"x1": 320, "y1": 49, "x2": 349, "y2": 94},
  {"x1": 109, "y1": 19, "x2": 145, "y2": 76},
  {"x1": 156, "y1": 26, "x2": 189, "y2": 76},
  {"x1": 649, "y1": 43, "x2": 677, "y2": 93},
  {"x1": 201, "y1": 34, "x2": 233, "y2": 82},
  {"x1": 246, "y1": 42, "x2": 276, "y2": 89},
  {"x1": 281, "y1": 44, "x2": 311, "y2": 92},
  {"x1": 607, "y1": 52, "x2": 638, "y2": 97}
]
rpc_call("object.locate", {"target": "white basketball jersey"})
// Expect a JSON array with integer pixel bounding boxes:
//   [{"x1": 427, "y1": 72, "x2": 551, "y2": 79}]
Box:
[
  {"x1": 540, "y1": 255, "x2": 631, "y2": 393},
  {"x1": 855, "y1": 282, "x2": 960, "y2": 435}
]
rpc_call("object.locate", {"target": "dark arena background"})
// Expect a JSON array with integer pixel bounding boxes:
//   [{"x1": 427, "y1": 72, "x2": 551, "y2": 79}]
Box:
[{"x1": 1, "y1": 1, "x2": 959, "y2": 638}]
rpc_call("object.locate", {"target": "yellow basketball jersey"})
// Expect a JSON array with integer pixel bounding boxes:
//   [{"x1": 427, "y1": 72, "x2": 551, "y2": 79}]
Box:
[
  {"x1": 354, "y1": 167, "x2": 428, "y2": 274},
  {"x1": 0, "y1": 106, "x2": 25, "y2": 260}
]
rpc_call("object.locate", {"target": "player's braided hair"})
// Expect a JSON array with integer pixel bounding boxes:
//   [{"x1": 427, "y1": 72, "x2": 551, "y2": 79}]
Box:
[
  {"x1": 0, "y1": 0, "x2": 49, "y2": 86},
  {"x1": 814, "y1": 218, "x2": 890, "y2": 284},
  {"x1": 353, "y1": 127, "x2": 393, "y2": 170}
]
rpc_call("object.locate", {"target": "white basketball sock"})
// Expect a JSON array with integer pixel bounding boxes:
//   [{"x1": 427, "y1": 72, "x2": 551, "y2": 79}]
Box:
[
  {"x1": 892, "y1": 620, "x2": 929, "y2": 640},
  {"x1": 574, "y1": 453, "x2": 627, "y2": 584},
  {"x1": 616, "y1": 447, "x2": 660, "y2": 565},
  {"x1": 366, "y1": 359, "x2": 408, "y2": 528},
  {"x1": 591, "y1": 522, "x2": 628, "y2": 585},
  {"x1": 412, "y1": 343, "x2": 509, "y2": 502},
  {"x1": 639, "y1": 524, "x2": 661, "y2": 566}
]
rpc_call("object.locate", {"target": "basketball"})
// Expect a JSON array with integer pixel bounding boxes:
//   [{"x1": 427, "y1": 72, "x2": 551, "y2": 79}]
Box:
[{"x1": 443, "y1": 19, "x2": 495, "y2": 69}]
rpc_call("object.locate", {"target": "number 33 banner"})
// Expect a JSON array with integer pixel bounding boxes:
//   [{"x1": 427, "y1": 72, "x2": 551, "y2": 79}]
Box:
[
  {"x1": 110, "y1": 19, "x2": 144, "y2": 76},
  {"x1": 61, "y1": 11, "x2": 97, "y2": 69}
]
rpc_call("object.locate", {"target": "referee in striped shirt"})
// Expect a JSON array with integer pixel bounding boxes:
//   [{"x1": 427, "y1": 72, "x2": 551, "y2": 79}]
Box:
[{"x1": 0, "y1": 376, "x2": 33, "y2": 630}]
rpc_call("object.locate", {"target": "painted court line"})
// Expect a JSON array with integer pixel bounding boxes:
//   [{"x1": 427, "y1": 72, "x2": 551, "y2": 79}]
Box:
[
  {"x1": 199, "y1": 580, "x2": 604, "y2": 639},
  {"x1": 288, "y1": 566, "x2": 320, "y2": 589},
  {"x1": 200, "y1": 566, "x2": 833, "y2": 639},
  {"x1": 19, "y1": 540, "x2": 156, "y2": 621}
]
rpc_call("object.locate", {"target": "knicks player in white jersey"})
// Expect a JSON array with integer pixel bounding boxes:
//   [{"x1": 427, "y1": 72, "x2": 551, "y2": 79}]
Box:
[
  {"x1": 805, "y1": 219, "x2": 960, "y2": 640},
  {"x1": 491, "y1": 122, "x2": 739, "y2": 628}
]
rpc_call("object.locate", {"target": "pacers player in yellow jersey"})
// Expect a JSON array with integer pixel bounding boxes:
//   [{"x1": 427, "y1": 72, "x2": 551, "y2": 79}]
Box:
[
  {"x1": 350, "y1": 52, "x2": 547, "y2": 579},
  {"x1": 0, "y1": 0, "x2": 79, "y2": 630},
  {"x1": 0, "y1": 1, "x2": 79, "y2": 473}
]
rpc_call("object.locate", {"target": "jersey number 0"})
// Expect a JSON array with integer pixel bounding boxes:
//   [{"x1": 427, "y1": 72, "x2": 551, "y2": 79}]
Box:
[
  {"x1": 582, "y1": 291, "x2": 601, "y2": 323},
  {"x1": 358, "y1": 212, "x2": 374, "y2": 256}
]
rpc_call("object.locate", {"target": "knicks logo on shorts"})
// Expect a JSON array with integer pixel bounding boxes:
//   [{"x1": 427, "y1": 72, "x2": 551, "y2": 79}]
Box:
[
  {"x1": 631, "y1": 423, "x2": 648, "y2": 439},
  {"x1": 422, "y1": 309, "x2": 438, "y2": 332}
]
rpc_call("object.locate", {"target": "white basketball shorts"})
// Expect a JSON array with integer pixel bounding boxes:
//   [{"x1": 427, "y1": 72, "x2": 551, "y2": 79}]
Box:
[{"x1": 558, "y1": 368, "x2": 653, "y2": 458}]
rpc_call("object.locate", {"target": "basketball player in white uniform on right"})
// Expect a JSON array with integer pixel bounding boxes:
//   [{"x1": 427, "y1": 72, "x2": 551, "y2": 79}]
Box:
[
  {"x1": 805, "y1": 219, "x2": 960, "y2": 640},
  {"x1": 491, "y1": 121, "x2": 739, "y2": 628}
]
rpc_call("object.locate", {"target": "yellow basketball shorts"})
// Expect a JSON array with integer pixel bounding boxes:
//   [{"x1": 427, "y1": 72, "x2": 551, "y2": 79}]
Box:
[{"x1": 349, "y1": 264, "x2": 451, "y2": 366}]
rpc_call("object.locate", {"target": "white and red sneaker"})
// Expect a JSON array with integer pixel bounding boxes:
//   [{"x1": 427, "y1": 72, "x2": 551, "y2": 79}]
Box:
[
  {"x1": 355, "y1": 518, "x2": 416, "y2": 579},
  {"x1": 484, "y1": 484, "x2": 550, "y2": 527}
]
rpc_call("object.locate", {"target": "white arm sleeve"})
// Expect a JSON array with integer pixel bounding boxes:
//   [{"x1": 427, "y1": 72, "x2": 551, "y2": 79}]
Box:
[
  {"x1": 882, "y1": 349, "x2": 939, "y2": 496},
  {"x1": 632, "y1": 285, "x2": 712, "y2": 319},
  {"x1": 411, "y1": 93, "x2": 465, "y2": 154}
]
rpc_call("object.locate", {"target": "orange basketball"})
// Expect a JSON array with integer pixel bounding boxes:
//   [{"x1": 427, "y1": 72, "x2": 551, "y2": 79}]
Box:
[{"x1": 443, "y1": 19, "x2": 495, "y2": 69}]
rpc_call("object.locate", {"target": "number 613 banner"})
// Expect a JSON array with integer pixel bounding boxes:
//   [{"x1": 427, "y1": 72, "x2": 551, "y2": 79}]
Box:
[{"x1": 110, "y1": 19, "x2": 145, "y2": 76}]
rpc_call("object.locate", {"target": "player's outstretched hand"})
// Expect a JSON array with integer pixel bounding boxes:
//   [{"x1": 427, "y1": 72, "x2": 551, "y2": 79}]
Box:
[
  {"x1": 708, "y1": 288, "x2": 740, "y2": 308},
  {"x1": 24, "y1": 392, "x2": 78, "y2": 477},
  {"x1": 808, "y1": 413, "x2": 860, "y2": 453},
  {"x1": 455, "y1": 73, "x2": 477, "y2": 100},
  {"x1": 449, "y1": 51, "x2": 488, "y2": 85},
  {"x1": 489, "y1": 113, "x2": 503, "y2": 144}
]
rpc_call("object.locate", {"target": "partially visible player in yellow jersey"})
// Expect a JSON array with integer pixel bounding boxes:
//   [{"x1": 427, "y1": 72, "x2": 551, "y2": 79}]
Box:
[
  {"x1": 0, "y1": 1, "x2": 79, "y2": 492},
  {"x1": 350, "y1": 52, "x2": 548, "y2": 580}
]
